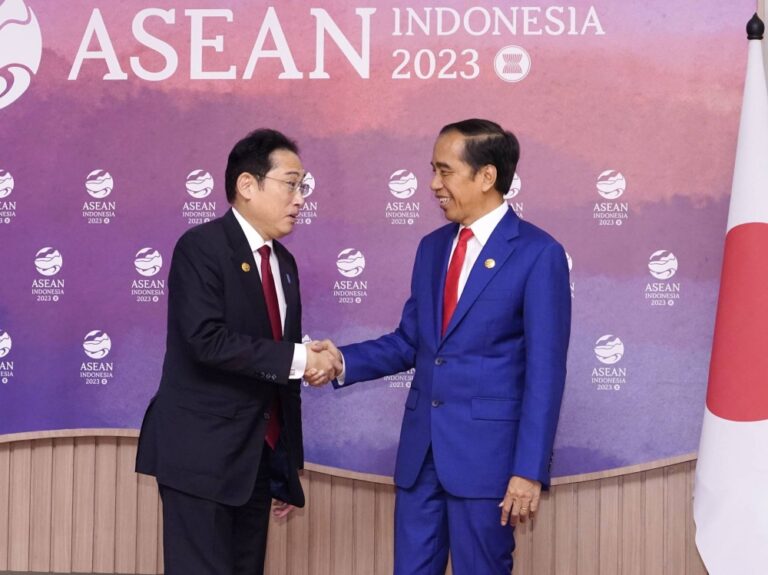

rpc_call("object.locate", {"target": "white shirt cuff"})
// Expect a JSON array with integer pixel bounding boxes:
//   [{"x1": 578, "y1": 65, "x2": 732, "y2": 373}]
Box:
[
  {"x1": 336, "y1": 351, "x2": 346, "y2": 386},
  {"x1": 289, "y1": 343, "x2": 307, "y2": 379}
]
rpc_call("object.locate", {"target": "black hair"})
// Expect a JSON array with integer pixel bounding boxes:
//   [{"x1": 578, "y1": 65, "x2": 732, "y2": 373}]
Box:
[
  {"x1": 439, "y1": 119, "x2": 519, "y2": 195},
  {"x1": 224, "y1": 129, "x2": 299, "y2": 203}
]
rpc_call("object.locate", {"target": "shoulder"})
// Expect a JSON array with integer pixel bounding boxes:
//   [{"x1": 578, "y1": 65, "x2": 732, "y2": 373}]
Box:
[
  {"x1": 173, "y1": 215, "x2": 231, "y2": 261},
  {"x1": 420, "y1": 222, "x2": 457, "y2": 250},
  {"x1": 518, "y1": 219, "x2": 565, "y2": 254}
]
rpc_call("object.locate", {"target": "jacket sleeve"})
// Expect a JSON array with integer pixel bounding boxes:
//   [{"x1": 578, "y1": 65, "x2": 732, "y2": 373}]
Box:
[
  {"x1": 335, "y1": 239, "x2": 423, "y2": 386},
  {"x1": 511, "y1": 241, "x2": 572, "y2": 487},
  {"x1": 168, "y1": 232, "x2": 296, "y2": 384}
]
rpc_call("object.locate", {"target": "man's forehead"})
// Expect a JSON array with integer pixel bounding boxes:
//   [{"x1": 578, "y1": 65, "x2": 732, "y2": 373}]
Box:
[
  {"x1": 269, "y1": 149, "x2": 303, "y2": 173},
  {"x1": 432, "y1": 133, "x2": 467, "y2": 165}
]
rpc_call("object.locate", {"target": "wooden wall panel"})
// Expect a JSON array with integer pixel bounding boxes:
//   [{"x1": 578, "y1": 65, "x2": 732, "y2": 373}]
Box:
[
  {"x1": 576, "y1": 480, "x2": 599, "y2": 575},
  {"x1": 71, "y1": 437, "x2": 96, "y2": 572},
  {"x1": 599, "y1": 477, "x2": 620, "y2": 574},
  {"x1": 330, "y1": 476, "x2": 354, "y2": 574},
  {"x1": 374, "y1": 482, "x2": 395, "y2": 575},
  {"x1": 50, "y1": 438, "x2": 74, "y2": 572},
  {"x1": 0, "y1": 444, "x2": 9, "y2": 571},
  {"x1": 353, "y1": 481, "x2": 376, "y2": 575},
  {"x1": 308, "y1": 471, "x2": 331, "y2": 575},
  {"x1": 553, "y1": 482, "x2": 577, "y2": 574},
  {"x1": 644, "y1": 467, "x2": 665, "y2": 574},
  {"x1": 620, "y1": 473, "x2": 643, "y2": 575},
  {"x1": 686, "y1": 462, "x2": 707, "y2": 575},
  {"x1": 29, "y1": 439, "x2": 53, "y2": 572},
  {"x1": 8, "y1": 441, "x2": 31, "y2": 571},
  {"x1": 0, "y1": 433, "x2": 709, "y2": 575},
  {"x1": 93, "y1": 438, "x2": 118, "y2": 572},
  {"x1": 114, "y1": 439, "x2": 138, "y2": 574},
  {"x1": 285, "y1": 474, "x2": 310, "y2": 575},
  {"x1": 530, "y1": 490, "x2": 555, "y2": 575},
  {"x1": 665, "y1": 464, "x2": 688, "y2": 575}
]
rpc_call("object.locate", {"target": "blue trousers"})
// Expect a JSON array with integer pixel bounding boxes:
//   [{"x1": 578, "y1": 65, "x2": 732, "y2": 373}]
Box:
[{"x1": 395, "y1": 448, "x2": 515, "y2": 575}]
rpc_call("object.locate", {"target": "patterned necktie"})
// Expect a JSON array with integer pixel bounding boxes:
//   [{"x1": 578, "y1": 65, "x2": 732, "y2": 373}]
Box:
[
  {"x1": 442, "y1": 228, "x2": 474, "y2": 336},
  {"x1": 257, "y1": 245, "x2": 282, "y2": 449}
]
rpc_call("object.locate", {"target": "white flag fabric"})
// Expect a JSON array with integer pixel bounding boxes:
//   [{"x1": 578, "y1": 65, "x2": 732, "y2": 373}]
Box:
[{"x1": 693, "y1": 14, "x2": 768, "y2": 575}]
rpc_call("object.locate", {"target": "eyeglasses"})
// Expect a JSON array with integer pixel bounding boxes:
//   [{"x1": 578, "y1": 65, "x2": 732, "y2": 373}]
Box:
[{"x1": 261, "y1": 175, "x2": 312, "y2": 197}]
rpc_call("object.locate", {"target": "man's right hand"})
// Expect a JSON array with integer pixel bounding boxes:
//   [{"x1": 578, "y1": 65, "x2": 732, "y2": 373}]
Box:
[{"x1": 303, "y1": 341, "x2": 342, "y2": 386}]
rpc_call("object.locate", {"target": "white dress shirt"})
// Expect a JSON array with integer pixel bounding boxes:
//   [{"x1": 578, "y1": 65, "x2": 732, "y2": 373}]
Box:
[
  {"x1": 233, "y1": 208, "x2": 307, "y2": 378},
  {"x1": 448, "y1": 201, "x2": 510, "y2": 299}
]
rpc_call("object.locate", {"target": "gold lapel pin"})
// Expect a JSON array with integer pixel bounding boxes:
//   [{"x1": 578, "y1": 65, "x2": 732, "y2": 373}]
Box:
[
  {"x1": 484, "y1": 258, "x2": 496, "y2": 269},
  {"x1": 241, "y1": 262, "x2": 251, "y2": 272}
]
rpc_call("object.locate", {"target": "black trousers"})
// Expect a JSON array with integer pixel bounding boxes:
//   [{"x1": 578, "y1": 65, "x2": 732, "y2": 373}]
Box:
[{"x1": 159, "y1": 447, "x2": 272, "y2": 575}]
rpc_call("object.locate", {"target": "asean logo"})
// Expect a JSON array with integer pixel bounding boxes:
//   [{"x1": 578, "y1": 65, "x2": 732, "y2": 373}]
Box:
[
  {"x1": 648, "y1": 250, "x2": 678, "y2": 280},
  {"x1": 0, "y1": 330, "x2": 11, "y2": 358},
  {"x1": 86, "y1": 170, "x2": 114, "y2": 199},
  {"x1": 134, "y1": 248, "x2": 163, "y2": 277},
  {"x1": 34, "y1": 247, "x2": 62, "y2": 276},
  {"x1": 494, "y1": 45, "x2": 531, "y2": 83},
  {"x1": 83, "y1": 330, "x2": 111, "y2": 359},
  {"x1": 336, "y1": 248, "x2": 366, "y2": 278},
  {"x1": 186, "y1": 170, "x2": 214, "y2": 199},
  {"x1": 0, "y1": 169, "x2": 14, "y2": 198},
  {"x1": 389, "y1": 170, "x2": 417, "y2": 199},
  {"x1": 594, "y1": 335, "x2": 624, "y2": 365},
  {"x1": 504, "y1": 173, "x2": 522, "y2": 200},
  {"x1": 301, "y1": 172, "x2": 315, "y2": 199},
  {"x1": 596, "y1": 170, "x2": 626, "y2": 199},
  {"x1": 0, "y1": 0, "x2": 42, "y2": 110}
]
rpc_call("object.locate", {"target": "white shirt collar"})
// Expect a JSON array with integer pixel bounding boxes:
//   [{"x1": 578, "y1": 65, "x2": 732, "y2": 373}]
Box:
[
  {"x1": 232, "y1": 207, "x2": 273, "y2": 254},
  {"x1": 462, "y1": 201, "x2": 509, "y2": 246}
]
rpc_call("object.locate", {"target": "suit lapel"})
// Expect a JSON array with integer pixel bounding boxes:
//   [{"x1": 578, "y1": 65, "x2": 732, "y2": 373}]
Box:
[
  {"x1": 274, "y1": 241, "x2": 300, "y2": 342},
  {"x1": 223, "y1": 209, "x2": 271, "y2": 332},
  {"x1": 440, "y1": 209, "x2": 520, "y2": 344},
  {"x1": 432, "y1": 224, "x2": 460, "y2": 346}
]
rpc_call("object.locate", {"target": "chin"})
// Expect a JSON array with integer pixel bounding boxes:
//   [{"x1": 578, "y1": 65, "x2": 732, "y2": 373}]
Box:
[{"x1": 442, "y1": 211, "x2": 460, "y2": 223}]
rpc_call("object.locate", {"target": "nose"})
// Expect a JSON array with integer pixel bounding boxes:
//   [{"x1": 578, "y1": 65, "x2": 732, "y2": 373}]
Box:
[
  {"x1": 294, "y1": 190, "x2": 305, "y2": 208},
  {"x1": 431, "y1": 172, "x2": 443, "y2": 192}
]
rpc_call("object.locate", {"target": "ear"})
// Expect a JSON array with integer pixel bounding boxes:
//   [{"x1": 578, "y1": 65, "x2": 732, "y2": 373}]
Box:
[
  {"x1": 480, "y1": 164, "x2": 497, "y2": 193},
  {"x1": 236, "y1": 173, "x2": 258, "y2": 202}
]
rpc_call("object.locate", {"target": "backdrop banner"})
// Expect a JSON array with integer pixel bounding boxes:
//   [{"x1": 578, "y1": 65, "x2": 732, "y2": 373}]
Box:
[{"x1": 0, "y1": 0, "x2": 752, "y2": 477}]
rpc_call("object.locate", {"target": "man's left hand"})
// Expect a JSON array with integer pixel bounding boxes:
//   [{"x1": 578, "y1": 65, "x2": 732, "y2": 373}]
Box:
[
  {"x1": 272, "y1": 499, "x2": 294, "y2": 519},
  {"x1": 499, "y1": 476, "x2": 541, "y2": 526}
]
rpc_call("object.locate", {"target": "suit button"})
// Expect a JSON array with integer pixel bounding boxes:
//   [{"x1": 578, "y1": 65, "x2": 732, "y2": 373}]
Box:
[
  {"x1": 431, "y1": 400, "x2": 443, "y2": 408},
  {"x1": 264, "y1": 412, "x2": 271, "y2": 420},
  {"x1": 434, "y1": 358, "x2": 444, "y2": 366}
]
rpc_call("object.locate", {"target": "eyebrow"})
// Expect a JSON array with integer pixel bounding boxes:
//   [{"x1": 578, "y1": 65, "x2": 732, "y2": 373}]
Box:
[{"x1": 431, "y1": 161, "x2": 452, "y2": 170}]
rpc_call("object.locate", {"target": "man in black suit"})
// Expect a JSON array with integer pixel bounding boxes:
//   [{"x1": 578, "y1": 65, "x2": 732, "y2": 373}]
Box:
[{"x1": 136, "y1": 129, "x2": 340, "y2": 574}]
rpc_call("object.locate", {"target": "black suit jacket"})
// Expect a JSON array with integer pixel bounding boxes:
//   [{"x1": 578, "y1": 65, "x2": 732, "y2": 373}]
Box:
[{"x1": 136, "y1": 209, "x2": 305, "y2": 507}]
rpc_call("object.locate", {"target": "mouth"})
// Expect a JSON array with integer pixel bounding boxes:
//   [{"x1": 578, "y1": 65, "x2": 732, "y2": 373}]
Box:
[{"x1": 436, "y1": 196, "x2": 451, "y2": 207}]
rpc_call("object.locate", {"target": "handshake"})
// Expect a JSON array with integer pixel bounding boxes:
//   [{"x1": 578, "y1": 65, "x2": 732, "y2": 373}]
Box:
[{"x1": 302, "y1": 340, "x2": 342, "y2": 386}]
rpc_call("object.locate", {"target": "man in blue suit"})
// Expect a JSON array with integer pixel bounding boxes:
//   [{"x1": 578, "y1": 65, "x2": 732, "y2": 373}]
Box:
[{"x1": 321, "y1": 119, "x2": 571, "y2": 574}]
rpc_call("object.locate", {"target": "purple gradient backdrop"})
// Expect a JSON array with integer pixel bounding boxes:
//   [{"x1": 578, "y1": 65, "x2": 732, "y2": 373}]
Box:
[{"x1": 0, "y1": 0, "x2": 753, "y2": 476}]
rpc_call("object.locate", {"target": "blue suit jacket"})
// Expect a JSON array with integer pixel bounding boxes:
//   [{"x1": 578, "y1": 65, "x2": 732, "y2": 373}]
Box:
[{"x1": 339, "y1": 208, "x2": 571, "y2": 498}]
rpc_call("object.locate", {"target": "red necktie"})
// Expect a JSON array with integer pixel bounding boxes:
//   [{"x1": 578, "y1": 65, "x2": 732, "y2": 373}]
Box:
[
  {"x1": 442, "y1": 228, "x2": 474, "y2": 336},
  {"x1": 257, "y1": 244, "x2": 282, "y2": 450}
]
